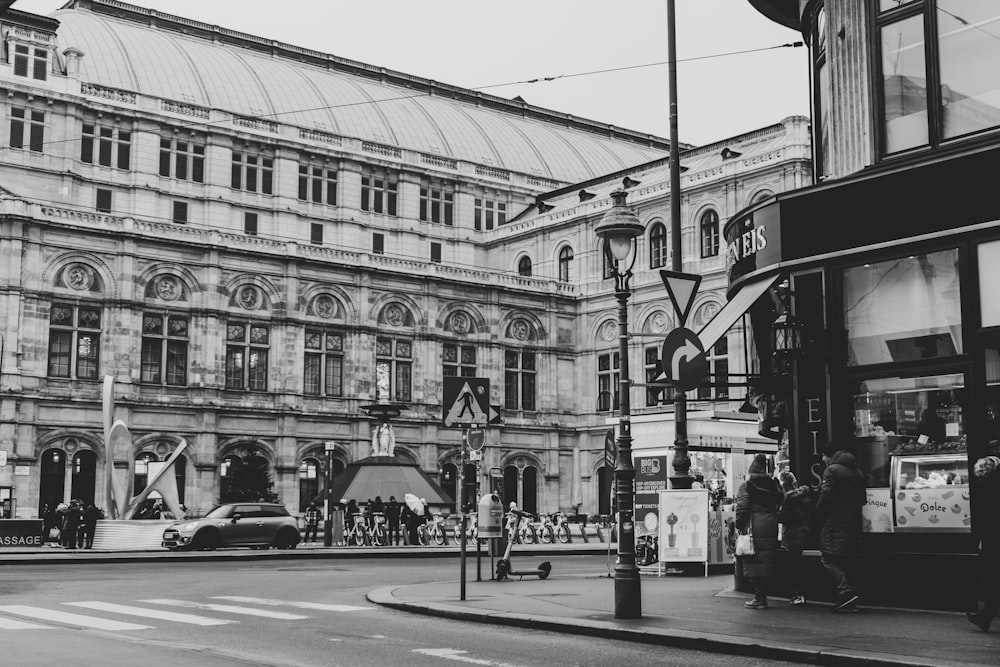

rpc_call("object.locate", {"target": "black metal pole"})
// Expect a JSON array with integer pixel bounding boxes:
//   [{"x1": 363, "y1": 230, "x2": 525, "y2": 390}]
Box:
[
  {"x1": 614, "y1": 284, "x2": 641, "y2": 619},
  {"x1": 667, "y1": 0, "x2": 692, "y2": 491},
  {"x1": 459, "y1": 428, "x2": 468, "y2": 601},
  {"x1": 323, "y1": 448, "x2": 333, "y2": 547}
]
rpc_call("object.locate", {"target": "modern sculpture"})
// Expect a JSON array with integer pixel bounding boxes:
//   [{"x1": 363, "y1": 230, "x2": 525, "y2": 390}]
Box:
[{"x1": 102, "y1": 376, "x2": 187, "y2": 520}]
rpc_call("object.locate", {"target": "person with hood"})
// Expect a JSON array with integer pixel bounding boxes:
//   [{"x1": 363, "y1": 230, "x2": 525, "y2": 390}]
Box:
[
  {"x1": 816, "y1": 446, "x2": 866, "y2": 613},
  {"x1": 735, "y1": 453, "x2": 783, "y2": 609},
  {"x1": 778, "y1": 471, "x2": 814, "y2": 606},
  {"x1": 385, "y1": 496, "x2": 402, "y2": 546},
  {"x1": 967, "y1": 455, "x2": 1000, "y2": 632}
]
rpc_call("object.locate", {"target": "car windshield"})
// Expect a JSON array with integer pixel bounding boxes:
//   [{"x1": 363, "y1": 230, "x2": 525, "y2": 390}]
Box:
[{"x1": 205, "y1": 505, "x2": 233, "y2": 519}]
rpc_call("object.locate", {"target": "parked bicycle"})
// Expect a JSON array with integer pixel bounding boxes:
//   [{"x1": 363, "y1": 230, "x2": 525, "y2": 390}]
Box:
[
  {"x1": 511, "y1": 506, "x2": 537, "y2": 544},
  {"x1": 345, "y1": 513, "x2": 367, "y2": 546},
  {"x1": 537, "y1": 511, "x2": 572, "y2": 544},
  {"x1": 452, "y1": 513, "x2": 478, "y2": 543},
  {"x1": 369, "y1": 512, "x2": 388, "y2": 546},
  {"x1": 418, "y1": 513, "x2": 449, "y2": 546}
]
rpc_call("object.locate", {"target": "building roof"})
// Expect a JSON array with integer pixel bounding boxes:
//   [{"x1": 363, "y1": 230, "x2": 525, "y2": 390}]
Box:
[{"x1": 48, "y1": 0, "x2": 672, "y2": 184}]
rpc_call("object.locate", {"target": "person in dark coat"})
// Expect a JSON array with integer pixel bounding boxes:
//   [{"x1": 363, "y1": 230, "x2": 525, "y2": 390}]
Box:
[
  {"x1": 82, "y1": 503, "x2": 103, "y2": 549},
  {"x1": 778, "y1": 471, "x2": 814, "y2": 606},
  {"x1": 816, "y1": 447, "x2": 866, "y2": 613},
  {"x1": 735, "y1": 454, "x2": 783, "y2": 609},
  {"x1": 401, "y1": 504, "x2": 419, "y2": 545},
  {"x1": 62, "y1": 500, "x2": 83, "y2": 549},
  {"x1": 385, "y1": 496, "x2": 402, "y2": 546},
  {"x1": 968, "y1": 455, "x2": 1000, "y2": 632},
  {"x1": 303, "y1": 502, "x2": 321, "y2": 544}
]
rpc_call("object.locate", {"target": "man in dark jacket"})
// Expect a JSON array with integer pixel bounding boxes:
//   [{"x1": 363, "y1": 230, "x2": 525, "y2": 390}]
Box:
[
  {"x1": 816, "y1": 447, "x2": 866, "y2": 613},
  {"x1": 735, "y1": 453, "x2": 784, "y2": 609},
  {"x1": 385, "y1": 496, "x2": 402, "y2": 546}
]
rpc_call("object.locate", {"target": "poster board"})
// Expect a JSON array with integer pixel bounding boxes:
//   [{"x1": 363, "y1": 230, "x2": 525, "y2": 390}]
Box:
[
  {"x1": 657, "y1": 489, "x2": 710, "y2": 563},
  {"x1": 634, "y1": 455, "x2": 668, "y2": 537}
]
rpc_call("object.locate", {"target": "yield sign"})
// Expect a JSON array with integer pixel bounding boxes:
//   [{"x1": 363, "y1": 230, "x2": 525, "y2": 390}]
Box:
[
  {"x1": 442, "y1": 377, "x2": 490, "y2": 427},
  {"x1": 659, "y1": 269, "x2": 702, "y2": 328}
]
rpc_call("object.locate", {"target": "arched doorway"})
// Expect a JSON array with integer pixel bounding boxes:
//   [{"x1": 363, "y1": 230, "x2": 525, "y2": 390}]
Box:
[
  {"x1": 503, "y1": 466, "x2": 518, "y2": 507},
  {"x1": 597, "y1": 465, "x2": 613, "y2": 516},
  {"x1": 70, "y1": 450, "x2": 97, "y2": 505},
  {"x1": 134, "y1": 452, "x2": 158, "y2": 495},
  {"x1": 522, "y1": 466, "x2": 537, "y2": 514},
  {"x1": 440, "y1": 462, "x2": 458, "y2": 509},
  {"x1": 220, "y1": 454, "x2": 241, "y2": 504},
  {"x1": 39, "y1": 448, "x2": 66, "y2": 512},
  {"x1": 298, "y1": 458, "x2": 320, "y2": 512}
]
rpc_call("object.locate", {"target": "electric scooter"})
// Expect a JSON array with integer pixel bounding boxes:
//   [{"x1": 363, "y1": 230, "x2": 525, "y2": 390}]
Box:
[{"x1": 495, "y1": 505, "x2": 552, "y2": 580}]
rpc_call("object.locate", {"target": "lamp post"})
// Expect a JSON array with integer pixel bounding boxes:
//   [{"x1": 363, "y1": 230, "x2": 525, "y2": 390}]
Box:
[{"x1": 596, "y1": 188, "x2": 645, "y2": 619}]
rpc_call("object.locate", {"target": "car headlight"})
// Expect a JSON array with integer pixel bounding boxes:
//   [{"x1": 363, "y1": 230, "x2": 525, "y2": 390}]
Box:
[{"x1": 180, "y1": 522, "x2": 200, "y2": 531}]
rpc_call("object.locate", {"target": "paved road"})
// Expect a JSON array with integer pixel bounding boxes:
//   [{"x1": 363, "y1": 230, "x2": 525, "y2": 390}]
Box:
[{"x1": 1, "y1": 554, "x2": 799, "y2": 666}]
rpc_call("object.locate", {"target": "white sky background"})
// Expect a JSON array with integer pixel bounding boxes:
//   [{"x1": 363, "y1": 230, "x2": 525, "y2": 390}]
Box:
[{"x1": 12, "y1": 0, "x2": 810, "y2": 147}]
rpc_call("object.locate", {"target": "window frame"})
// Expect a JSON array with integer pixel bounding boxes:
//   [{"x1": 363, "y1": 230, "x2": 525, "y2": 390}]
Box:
[
  {"x1": 140, "y1": 312, "x2": 189, "y2": 387},
  {"x1": 298, "y1": 159, "x2": 338, "y2": 205},
  {"x1": 81, "y1": 120, "x2": 132, "y2": 170},
  {"x1": 558, "y1": 247, "x2": 574, "y2": 282},
  {"x1": 225, "y1": 321, "x2": 270, "y2": 392},
  {"x1": 419, "y1": 181, "x2": 455, "y2": 225},
  {"x1": 47, "y1": 303, "x2": 102, "y2": 380},
  {"x1": 474, "y1": 197, "x2": 507, "y2": 231},
  {"x1": 700, "y1": 210, "x2": 720, "y2": 258},
  {"x1": 231, "y1": 145, "x2": 275, "y2": 195},
  {"x1": 10, "y1": 106, "x2": 45, "y2": 152},
  {"x1": 649, "y1": 222, "x2": 668, "y2": 268},
  {"x1": 504, "y1": 348, "x2": 536, "y2": 411},
  {"x1": 375, "y1": 336, "x2": 412, "y2": 402},
  {"x1": 443, "y1": 342, "x2": 477, "y2": 378},
  {"x1": 160, "y1": 133, "x2": 206, "y2": 183},
  {"x1": 361, "y1": 169, "x2": 398, "y2": 215},
  {"x1": 304, "y1": 329, "x2": 344, "y2": 397},
  {"x1": 597, "y1": 350, "x2": 621, "y2": 412}
]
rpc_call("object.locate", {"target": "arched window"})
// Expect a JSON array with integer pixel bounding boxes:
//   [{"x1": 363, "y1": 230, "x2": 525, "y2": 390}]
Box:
[
  {"x1": 39, "y1": 449, "x2": 66, "y2": 512},
  {"x1": 440, "y1": 462, "x2": 458, "y2": 509},
  {"x1": 649, "y1": 222, "x2": 668, "y2": 268},
  {"x1": 220, "y1": 454, "x2": 241, "y2": 503},
  {"x1": 700, "y1": 210, "x2": 720, "y2": 258},
  {"x1": 298, "y1": 458, "x2": 320, "y2": 512},
  {"x1": 517, "y1": 256, "x2": 532, "y2": 277},
  {"x1": 71, "y1": 450, "x2": 97, "y2": 505},
  {"x1": 558, "y1": 247, "x2": 573, "y2": 282},
  {"x1": 133, "y1": 452, "x2": 158, "y2": 495},
  {"x1": 521, "y1": 466, "x2": 537, "y2": 514},
  {"x1": 503, "y1": 466, "x2": 518, "y2": 507}
]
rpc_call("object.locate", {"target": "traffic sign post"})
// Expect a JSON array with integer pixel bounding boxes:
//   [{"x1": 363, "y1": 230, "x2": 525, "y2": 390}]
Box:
[
  {"x1": 660, "y1": 327, "x2": 707, "y2": 392},
  {"x1": 442, "y1": 377, "x2": 490, "y2": 427},
  {"x1": 659, "y1": 270, "x2": 702, "y2": 327}
]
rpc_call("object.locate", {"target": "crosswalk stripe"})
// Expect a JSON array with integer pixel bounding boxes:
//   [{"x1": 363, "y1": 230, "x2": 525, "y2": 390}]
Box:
[
  {"x1": 65, "y1": 601, "x2": 234, "y2": 626},
  {"x1": 0, "y1": 616, "x2": 52, "y2": 630},
  {"x1": 212, "y1": 596, "x2": 372, "y2": 612},
  {"x1": 0, "y1": 605, "x2": 152, "y2": 631},
  {"x1": 140, "y1": 599, "x2": 310, "y2": 620}
]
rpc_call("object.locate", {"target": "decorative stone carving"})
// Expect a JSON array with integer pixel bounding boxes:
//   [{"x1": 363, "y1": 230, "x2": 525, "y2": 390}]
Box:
[
  {"x1": 314, "y1": 294, "x2": 336, "y2": 319},
  {"x1": 239, "y1": 286, "x2": 261, "y2": 310},
  {"x1": 600, "y1": 320, "x2": 618, "y2": 342},
  {"x1": 694, "y1": 302, "x2": 721, "y2": 328},
  {"x1": 65, "y1": 263, "x2": 94, "y2": 291},
  {"x1": 371, "y1": 423, "x2": 396, "y2": 457},
  {"x1": 649, "y1": 311, "x2": 669, "y2": 333},
  {"x1": 450, "y1": 311, "x2": 471, "y2": 334},
  {"x1": 156, "y1": 276, "x2": 181, "y2": 301},
  {"x1": 384, "y1": 303, "x2": 406, "y2": 327},
  {"x1": 510, "y1": 319, "x2": 530, "y2": 341}
]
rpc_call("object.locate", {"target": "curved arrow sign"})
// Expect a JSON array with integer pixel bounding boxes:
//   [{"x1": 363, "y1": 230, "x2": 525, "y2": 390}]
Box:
[{"x1": 660, "y1": 327, "x2": 707, "y2": 392}]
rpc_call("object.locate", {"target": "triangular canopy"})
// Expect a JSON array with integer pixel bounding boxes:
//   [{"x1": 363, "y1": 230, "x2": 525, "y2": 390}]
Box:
[{"x1": 328, "y1": 456, "x2": 454, "y2": 511}]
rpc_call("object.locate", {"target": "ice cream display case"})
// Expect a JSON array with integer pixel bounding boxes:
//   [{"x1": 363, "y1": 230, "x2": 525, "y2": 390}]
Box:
[{"x1": 891, "y1": 444, "x2": 970, "y2": 532}]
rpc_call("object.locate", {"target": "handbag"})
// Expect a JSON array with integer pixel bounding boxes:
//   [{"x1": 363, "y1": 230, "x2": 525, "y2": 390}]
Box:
[
  {"x1": 48, "y1": 527, "x2": 61, "y2": 540},
  {"x1": 735, "y1": 527, "x2": 755, "y2": 556}
]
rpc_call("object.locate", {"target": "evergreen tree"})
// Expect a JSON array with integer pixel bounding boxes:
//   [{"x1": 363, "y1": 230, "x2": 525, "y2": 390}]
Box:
[{"x1": 220, "y1": 448, "x2": 280, "y2": 503}]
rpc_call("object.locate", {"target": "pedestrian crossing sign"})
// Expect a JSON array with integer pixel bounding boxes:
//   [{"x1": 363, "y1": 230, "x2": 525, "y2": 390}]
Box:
[{"x1": 442, "y1": 377, "x2": 490, "y2": 427}]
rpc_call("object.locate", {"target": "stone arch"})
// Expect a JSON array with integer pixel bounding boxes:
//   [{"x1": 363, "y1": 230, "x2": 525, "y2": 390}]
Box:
[
  {"x1": 295, "y1": 441, "x2": 350, "y2": 470},
  {"x1": 132, "y1": 432, "x2": 198, "y2": 467},
  {"x1": 223, "y1": 274, "x2": 282, "y2": 315},
  {"x1": 592, "y1": 316, "x2": 619, "y2": 348},
  {"x1": 391, "y1": 446, "x2": 419, "y2": 465},
  {"x1": 637, "y1": 307, "x2": 673, "y2": 335},
  {"x1": 299, "y1": 283, "x2": 355, "y2": 322},
  {"x1": 137, "y1": 265, "x2": 203, "y2": 307},
  {"x1": 514, "y1": 253, "x2": 533, "y2": 276},
  {"x1": 746, "y1": 188, "x2": 775, "y2": 207},
  {"x1": 498, "y1": 450, "x2": 544, "y2": 472},
  {"x1": 44, "y1": 252, "x2": 117, "y2": 298},
  {"x1": 217, "y1": 438, "x2": 276, "y2": 463},
  {"x1": 553, "y1": 242, "x2": 575, "y2": 281},
  {"x1": 369, "y1": 293, "x2": 423, "y2": 329},
  {"x1": 500, "y1": 310, "x2": 546, "y2": 343},
  {"x1": 435, "y1": 302, "x2": 488, "y2": 336},
  {"x1": 690, "y1": 296, "x2": 724, "y2": 331},
  {"x1": 691, "y1": 200, "x2": 723, "y2": 226},
  {"x1": 35, "y1": 430, "x2": 104, "y2": 459}
]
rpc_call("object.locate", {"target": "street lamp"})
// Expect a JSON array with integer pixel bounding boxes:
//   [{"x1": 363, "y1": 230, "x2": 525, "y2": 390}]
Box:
[{"x1": 595, "y1": 188, "x2": 644, "y2": 619}]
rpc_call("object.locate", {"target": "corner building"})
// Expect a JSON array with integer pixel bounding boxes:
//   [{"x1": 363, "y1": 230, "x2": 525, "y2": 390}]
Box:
[
  {"x1": 0, "y1": 1, "x2": 807, "y2": 522},
  {"x1": 743, "y1": 0, "x2": 1000, "y2": 609}
]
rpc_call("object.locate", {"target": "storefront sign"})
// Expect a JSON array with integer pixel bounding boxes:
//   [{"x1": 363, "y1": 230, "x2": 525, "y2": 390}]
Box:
[
  {"x1": 893, "y1": 487, "x2": 970, "y2": 531},
  {"x1": 634, "y1": 455, "x2": 667, "y2": 537},
  {"x1": 0, "y1": 520, "x2": 43, "y2": 547},
  {"x1": 863, "y1": 488, "x2": 893, "y2": 533},
  {"x1": 657, "y1": 489, "x2": 710, "y2": 562},
  {"x1": 725, "y1": 202, "x2": 782, "y2": 285}
]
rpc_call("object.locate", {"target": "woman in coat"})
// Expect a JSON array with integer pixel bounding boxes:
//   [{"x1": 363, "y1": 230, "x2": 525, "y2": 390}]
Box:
[
  {"x1": 778, "y1": 471, "x2": 814, "y2": 606},
  {"x1": 736, "y1": 453, "x2": 784, "y2": 609},
  {"x1": 968, "y1": 455, "x2": 1000, "y2": 631}
]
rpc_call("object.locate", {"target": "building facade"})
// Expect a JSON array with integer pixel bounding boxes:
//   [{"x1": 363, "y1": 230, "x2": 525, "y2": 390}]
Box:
[
  {"x1": 0, "y1": 0, "x2": 809, "y2": 521},
  {"x1": 743, "y1": 0, "x2": 1000, "y2": 609}
]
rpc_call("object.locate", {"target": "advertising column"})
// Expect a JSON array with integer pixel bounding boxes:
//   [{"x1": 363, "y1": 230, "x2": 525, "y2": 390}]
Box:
[{"x1": 635, "y1": 455, "x2": 668, "y2": 538}]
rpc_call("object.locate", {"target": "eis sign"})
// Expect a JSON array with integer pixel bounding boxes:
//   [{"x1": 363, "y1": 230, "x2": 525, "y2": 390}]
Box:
[{"x1": 725, "y1": 203, "x2": 781, "y2": 284}]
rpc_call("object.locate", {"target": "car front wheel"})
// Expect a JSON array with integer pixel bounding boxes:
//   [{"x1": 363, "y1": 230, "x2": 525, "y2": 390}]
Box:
[
  {"x1": 193, "y1": 530, "x2": 221, "y2": 551},
  {"x1": 274, "y1": 528, "x2": 300, "y2": 550}
]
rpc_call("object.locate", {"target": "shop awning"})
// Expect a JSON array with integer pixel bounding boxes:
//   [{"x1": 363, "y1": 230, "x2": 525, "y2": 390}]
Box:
[{"x1": 698, "y1": 273, "x2": 781, "y2": 350}]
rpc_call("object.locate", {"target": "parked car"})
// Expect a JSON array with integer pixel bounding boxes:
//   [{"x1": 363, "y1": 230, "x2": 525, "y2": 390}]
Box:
[{"x1": 162, "y1": 503, "x2": 301, "y2": 551}]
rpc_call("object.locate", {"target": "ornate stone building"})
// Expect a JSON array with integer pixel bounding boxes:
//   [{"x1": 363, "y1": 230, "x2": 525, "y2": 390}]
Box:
[{"x1": 0, "y1": 0, "x2": 810, "y2": 519}]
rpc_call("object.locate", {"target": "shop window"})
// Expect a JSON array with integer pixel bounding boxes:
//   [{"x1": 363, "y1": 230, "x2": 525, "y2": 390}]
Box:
[
  {"x1": 304, "y1": 330, "x2": 343, "y2": 397},
  {"x1": 876, "y1": 2, "x2": 1000, "y2": 155},
  {"x1": 842, "y1": 249, "x2": 962, "y2": 366},
  {"x1": 978, "y1": 239, "x2": 1000, "y2": 328},
  {"x1": 850, "y1": 373, "x2": 968, "y2": 532}
]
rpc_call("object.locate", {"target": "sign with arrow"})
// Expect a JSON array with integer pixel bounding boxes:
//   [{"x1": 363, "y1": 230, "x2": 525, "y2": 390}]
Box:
[
  {"x1": 660, "y1": 327, "x2": 707, "y2": 392},
  {"x1": 659, "y1": 269, "x2": 702, "y2": 328},
  {"x1": 442, "y1": 377, "x2": 490, "y2": 427},
  {"x1": 488, "y1": 404, "x2": 503, "y2": 425}
]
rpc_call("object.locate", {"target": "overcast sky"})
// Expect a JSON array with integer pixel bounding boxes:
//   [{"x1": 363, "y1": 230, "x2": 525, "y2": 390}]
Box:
[{"x1": 12, "y1": 0, "x2": 810, "y2": 147}]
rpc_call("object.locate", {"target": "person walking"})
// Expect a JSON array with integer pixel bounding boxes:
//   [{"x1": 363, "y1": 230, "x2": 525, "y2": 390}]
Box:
[
  {"x1": 62, "y1": 500, "x2": 83, "y2": 549},
  {"x1": 735, "y1": 454, "x2": 783, "y2": 609},
  {"x1": 816, "y1": 446, "x2": 866, "y2": 613},
  {"x1": 968, "y1": 455, "x2": 1000, "y2": 632},
  {"x1": 385, "y1": 496, "x2": 402, "y2": 546},
  {"x1": 778, "y1": 471, "x2": 814, "y2": 606},
  {"x1": 82, "y1": 503, "x2": 102, "y2": 549},
  {"x1": 303, "y1": 501, "x2": 321, "y2": 544}
]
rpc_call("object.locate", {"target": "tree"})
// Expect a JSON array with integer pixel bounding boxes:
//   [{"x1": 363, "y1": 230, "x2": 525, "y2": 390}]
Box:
[{"x1": 220, "y1": 448, "x2": 280, "y2": 503}]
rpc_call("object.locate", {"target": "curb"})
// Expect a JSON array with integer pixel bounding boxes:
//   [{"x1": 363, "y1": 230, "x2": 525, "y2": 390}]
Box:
[{"x1": 366, "y1": 586, "x2": 968, "y2": 667}]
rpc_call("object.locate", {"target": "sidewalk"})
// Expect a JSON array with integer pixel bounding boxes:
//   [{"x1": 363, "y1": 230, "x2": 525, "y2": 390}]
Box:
[{"x1": 368, "y1": 572, "x2": 1000, "y2": 666}]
